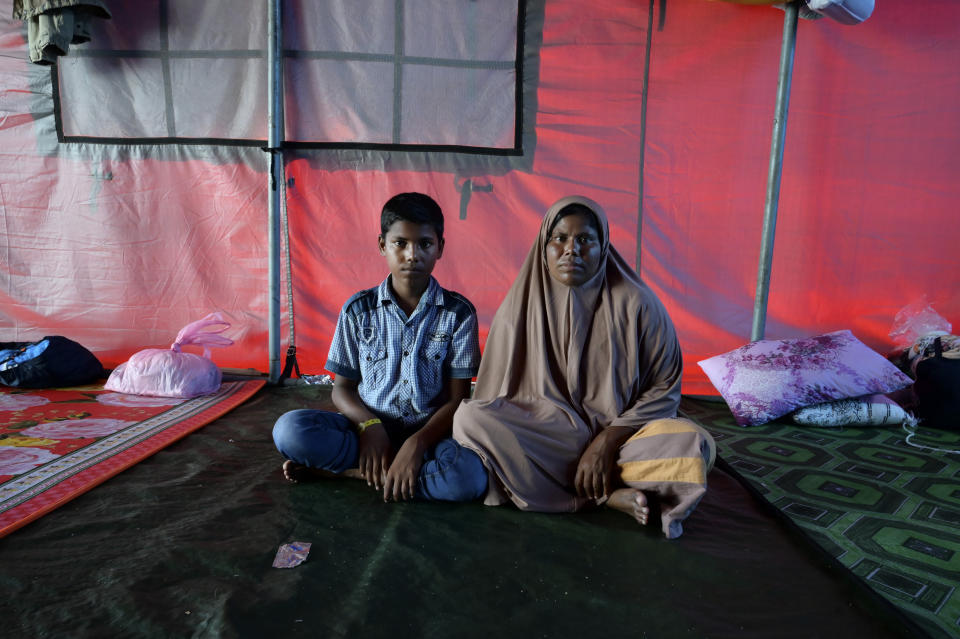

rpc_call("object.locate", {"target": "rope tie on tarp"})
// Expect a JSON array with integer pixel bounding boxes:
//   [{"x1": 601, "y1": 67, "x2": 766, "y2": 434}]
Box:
[
  {"x1": 279, "y1": 171, "x2": 300, "y2": 385},
  {"x1": 259, "y1": 143, "x2": 299, "y2": 384},
  {"x1": 280, "y1": 344, "x2": 301, "y2": 381}
]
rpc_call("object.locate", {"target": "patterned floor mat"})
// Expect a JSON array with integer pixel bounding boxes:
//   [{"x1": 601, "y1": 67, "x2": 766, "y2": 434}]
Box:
[
  {"x1": 0, "y1": 380, "x2": 264, "y2": 537},
  {"x1": 681, "y1": 398, "x2": 960, "y2": 639}
]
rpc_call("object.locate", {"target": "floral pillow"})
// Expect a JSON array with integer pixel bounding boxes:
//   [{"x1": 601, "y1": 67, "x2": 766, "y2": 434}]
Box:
[{"x1": 698, "y1": 330, "x2": 913, "y2": 426}]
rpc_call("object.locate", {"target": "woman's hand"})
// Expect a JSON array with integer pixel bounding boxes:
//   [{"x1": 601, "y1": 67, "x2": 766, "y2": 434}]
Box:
[
  {"x1": 358, "y1": 423, "x2": 392, "y2": 490},
  {"x1": 382, "y1": 435, "x2": 427, "y2": 502},
  {"x1": 574, "y1": 426, "x2": 634, "y2": 501}
]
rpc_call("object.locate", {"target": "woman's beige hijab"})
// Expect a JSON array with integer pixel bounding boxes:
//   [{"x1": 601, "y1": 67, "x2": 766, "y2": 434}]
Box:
[{"x1": 454, "y1": 196, "x2": 683, "y2": 511}]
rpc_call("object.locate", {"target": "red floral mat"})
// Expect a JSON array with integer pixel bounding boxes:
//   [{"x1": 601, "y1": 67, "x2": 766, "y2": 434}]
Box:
[{"x1": 0, "y1": 380, "x2": 264, "y2": 537}]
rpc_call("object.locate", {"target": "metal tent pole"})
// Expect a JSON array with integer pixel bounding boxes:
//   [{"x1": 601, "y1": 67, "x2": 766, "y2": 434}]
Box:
[
  {"x1": 751, "y1": 1, "x2": 799, "y2": 342},
  {"x1": 635, "y1": 0, "x2": 657, "y2": 274},
  {"x1": 267, "y1": 0, "x2": 285, "y2": 382}
]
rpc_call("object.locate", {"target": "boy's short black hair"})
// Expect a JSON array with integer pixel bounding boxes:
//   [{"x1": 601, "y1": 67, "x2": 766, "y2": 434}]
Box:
[
  {"x1": 548, "y1": 203, "x2": 602, "y2": 240},
  {"x1": 380, "y1": 192, "x2": 444, "y2": 241}
]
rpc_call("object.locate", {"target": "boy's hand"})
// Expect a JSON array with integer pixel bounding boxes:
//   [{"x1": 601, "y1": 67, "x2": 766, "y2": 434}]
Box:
[
  {"x1": 383, "y1": 436, "x2": 427, "y2": 502},
  {"x1": 358, "y1": 424, "x2": 392, "y2": 490}
]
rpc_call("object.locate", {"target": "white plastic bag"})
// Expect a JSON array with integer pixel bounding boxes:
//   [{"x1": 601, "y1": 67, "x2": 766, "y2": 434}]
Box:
[
  {"x1": 805, "y1": 0, "x2": 874, "y2": 25},
  {"x1": 105, "y1": 313, "x2": 234, "y2": 398},
  {"x1": 889, "y1": 298, "x2": 952, "y2": 349}
]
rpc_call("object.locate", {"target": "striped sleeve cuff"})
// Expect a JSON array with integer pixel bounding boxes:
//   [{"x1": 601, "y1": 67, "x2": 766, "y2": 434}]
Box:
[{"x1": 449, "y1": 365, "x2": 479, "y2": 379}]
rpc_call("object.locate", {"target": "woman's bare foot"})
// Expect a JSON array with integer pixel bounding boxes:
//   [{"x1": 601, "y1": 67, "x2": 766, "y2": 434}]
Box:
[
  {"x1": 606, "y1": 488, "x2": 650, "y2": 526},
  {"x1": 282, "y1": 460, "x2": 363, "y2": 483}
]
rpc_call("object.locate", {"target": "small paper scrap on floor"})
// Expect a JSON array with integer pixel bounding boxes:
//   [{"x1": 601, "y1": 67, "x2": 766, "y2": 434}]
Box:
[{"x1": 272, "y1": 541, "x2": 312, "y2": 568}]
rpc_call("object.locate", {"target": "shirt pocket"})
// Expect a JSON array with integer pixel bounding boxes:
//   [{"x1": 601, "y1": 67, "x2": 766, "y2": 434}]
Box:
[
  {"x1": 418, "y1": 338, "x2": 449, "y2": 391},
  {"x1": 358, "y1": 340, "x2": 389, "y2": 387}
]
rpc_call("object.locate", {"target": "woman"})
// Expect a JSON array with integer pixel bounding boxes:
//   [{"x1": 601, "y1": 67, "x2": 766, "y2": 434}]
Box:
[{"x1": 453, "y1": 196, "x2": 715, "y2": 538}]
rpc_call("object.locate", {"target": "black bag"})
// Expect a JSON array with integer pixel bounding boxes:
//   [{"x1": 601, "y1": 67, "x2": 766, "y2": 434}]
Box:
[
  {"x1": 0, "y1": 336, "x2": 105, "y2": 388},
  {"x1": 914, "y1": 337, "x2": 960, "y2": 429}
]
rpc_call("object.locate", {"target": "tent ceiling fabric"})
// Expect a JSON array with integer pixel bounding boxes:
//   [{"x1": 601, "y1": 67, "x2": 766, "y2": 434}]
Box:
[{"x1": 1, "y1": 0, "x2": 958, "y2": 396}]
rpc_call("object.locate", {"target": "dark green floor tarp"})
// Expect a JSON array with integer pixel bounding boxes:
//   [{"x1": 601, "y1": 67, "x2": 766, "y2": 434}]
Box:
[
  {"x1": 0, "y1": 385, "x2": 925, "y2": 638},
  {"x1": 682, "y1": 398, "x2": 960, "y2": 639}
]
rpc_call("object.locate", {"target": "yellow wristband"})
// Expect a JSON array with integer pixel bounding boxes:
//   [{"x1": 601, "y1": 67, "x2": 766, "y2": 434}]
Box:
[{"x1": 357, "y1": 418, "x2": 382, "y2": 434}]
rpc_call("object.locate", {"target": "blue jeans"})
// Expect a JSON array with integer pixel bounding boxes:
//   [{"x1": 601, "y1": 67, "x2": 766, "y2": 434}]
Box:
[{"x1": 272, "y1": 409, "x2": 487, "y2": 502}]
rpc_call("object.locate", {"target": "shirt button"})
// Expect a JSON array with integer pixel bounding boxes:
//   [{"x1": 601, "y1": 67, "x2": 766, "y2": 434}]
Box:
[
  {"x1": 402, "y1": 379, "x2": 408, "y2": 384},
  {"x1": 434, "y1": 354, "x2": 441, "y2": 360},
  {"x1": 403, "y1": 351, "x2": 409, "y2": 356}
]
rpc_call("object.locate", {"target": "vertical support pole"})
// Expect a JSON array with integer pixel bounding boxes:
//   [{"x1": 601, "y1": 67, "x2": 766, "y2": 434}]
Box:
[
  {"x1": 751, "y1": 1, "x2": 799, "y2": 342},
  {"x1": 267, "y1": 0, "x2": 285, "y2": 383},
  {"x1": 635, "y1": 0, "x2": 656, "y2": 274}
]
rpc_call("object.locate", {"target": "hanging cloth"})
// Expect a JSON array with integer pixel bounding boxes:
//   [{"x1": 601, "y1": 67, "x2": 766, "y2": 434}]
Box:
[{"x1": 13, "y1": 1, "x2": 111, "y2": 65}]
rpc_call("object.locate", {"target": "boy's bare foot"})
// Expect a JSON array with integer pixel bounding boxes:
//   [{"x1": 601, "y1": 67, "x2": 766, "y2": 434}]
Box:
[
  {"x1": 282, "y1": 459, "x2": 313, "y2": 483},
  {"x1": 282, "y1": 460, "x2": 363, "y2": 483},
  {"x1": 606, "y1": 488, "x2": 650, "y2": 526}
]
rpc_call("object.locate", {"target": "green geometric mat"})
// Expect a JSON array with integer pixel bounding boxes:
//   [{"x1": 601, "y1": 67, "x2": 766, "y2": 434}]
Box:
[{"x1": 681, "y1": 398, "x2": 960, "y2": 639}]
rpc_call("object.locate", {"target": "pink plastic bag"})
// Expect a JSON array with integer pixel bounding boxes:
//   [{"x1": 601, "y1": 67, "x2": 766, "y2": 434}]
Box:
[{"x1": 105, "y1": 313, "x2": 234, "y2": 398}]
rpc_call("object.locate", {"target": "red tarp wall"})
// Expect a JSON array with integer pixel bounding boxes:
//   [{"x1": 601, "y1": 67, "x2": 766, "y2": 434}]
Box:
[{"x1": 1, "y1": 0, "x2": 958, "y2": 396}]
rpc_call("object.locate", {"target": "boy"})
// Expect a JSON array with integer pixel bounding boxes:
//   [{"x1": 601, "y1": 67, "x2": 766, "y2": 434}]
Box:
[{"x1": 273, "y1": 192, "x2": 487, "y2": 503}]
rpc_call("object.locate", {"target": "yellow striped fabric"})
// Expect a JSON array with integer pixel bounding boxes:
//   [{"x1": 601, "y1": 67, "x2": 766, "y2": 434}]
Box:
[
  {"x1": 627, "y1": 419, "x2": 700, "y2": 441},
  {"x1": 619, "y1": 456, "x2": 706, "y2": 485}
]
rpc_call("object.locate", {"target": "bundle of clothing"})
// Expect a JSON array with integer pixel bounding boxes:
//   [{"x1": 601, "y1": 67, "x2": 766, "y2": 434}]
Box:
[
  {"x1": 887, "y1": 300, "x2": 959, "y2": 430},
  {"x1": 893, "y1": 334, "x2": 960, "y2": 429},
  {"x1": 12, "y1": 0, "x2": 111, "y2": 65}
]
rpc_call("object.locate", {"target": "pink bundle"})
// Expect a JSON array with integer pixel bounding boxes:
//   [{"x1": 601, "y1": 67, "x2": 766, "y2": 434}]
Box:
[{"x1": 105, "y1": 313, "x2": 234, "y2": 398}]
